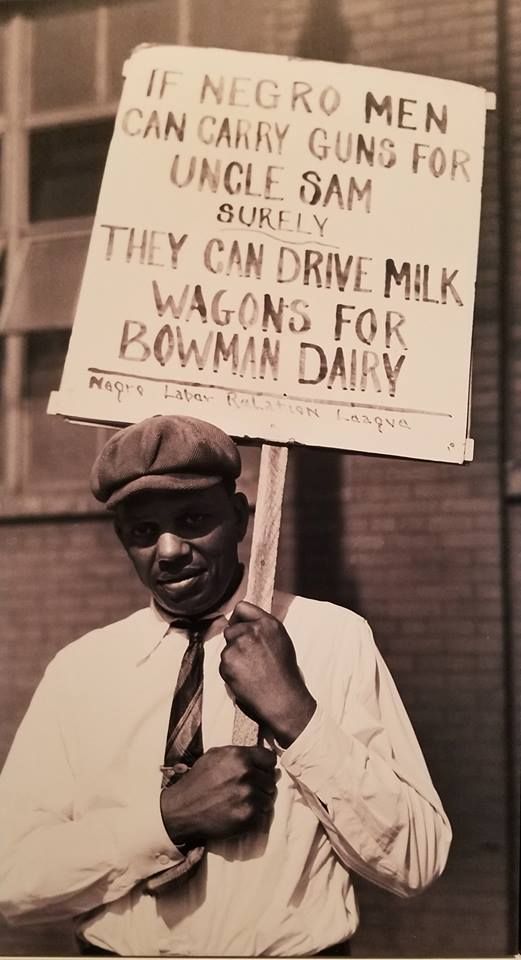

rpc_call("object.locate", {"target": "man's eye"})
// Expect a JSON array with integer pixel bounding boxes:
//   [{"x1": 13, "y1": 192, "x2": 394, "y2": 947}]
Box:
[
  {"x1": 182, "y1": 513, "x2": 206, "y2": 527},
  {"x1": 130, "y1": 522, "x2": 158, "y2": 542}
]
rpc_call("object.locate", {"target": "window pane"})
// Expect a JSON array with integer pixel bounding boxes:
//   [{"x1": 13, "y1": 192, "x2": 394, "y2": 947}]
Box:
[
  {"x1": 108, "y1": 0, "x2": 178, "y2": 99},
  {"x1": 2, "y1": 234, "x2": 89, "y2": 334},
  {"x1": 30, "y1": 7, "x2": 97, "y2": 112},
  {"x1": 24, "y1": 331, "x2": 98, "y2": 488},
  {"x1": 30, "y1": 120, "x2": 113, "y2": 221},
  {"x1": 190, "y1": 0, "x2": 275, "y2": 51}
]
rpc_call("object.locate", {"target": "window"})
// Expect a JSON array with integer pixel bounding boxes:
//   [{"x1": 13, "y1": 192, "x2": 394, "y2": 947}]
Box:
[
  {"x1": 23, "y1": 331, "x2": 99, "y2": 489},
  {"x1": 3, "y1": 230, "x2": 90, "y2": 334},
  {"x1": 0, "y1": 1, "x2": 182, "y2": 511},
  {"x1": 106, "y1": 1, "x2": 179, "y2": 99},
  {"x1": 0, "y1": 0, "x2": 297, "y2": 514},
  {"x1": 31, "y1": 8, "x2": 99, "y2": 112},
  {"x1": 30, "y1": 120, "x2": 114, "y2": 222}
]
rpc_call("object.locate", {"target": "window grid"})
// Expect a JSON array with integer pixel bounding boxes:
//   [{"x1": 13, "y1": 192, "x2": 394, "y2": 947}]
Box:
[
  {"x1": 0, "y1": 0, "x2": 269, "y2": 505},
  {"x1": 0, "y1": 1, "x2": 190, "y2": 501},
  {"x1": 1, "y1": 10, "x2": 105, "y2": 497}
]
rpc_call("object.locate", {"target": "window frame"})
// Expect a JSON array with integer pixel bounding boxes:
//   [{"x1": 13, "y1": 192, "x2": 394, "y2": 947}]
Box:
[
  {"x1": 0, "y1": 0, "x2": 276, "y2": 518},
  {"x1": 0, "y1": 9, "x2": 116, "y2": 513},
  {"x1": 0, "y1": 2, "x2": 192, "y2": 516}
]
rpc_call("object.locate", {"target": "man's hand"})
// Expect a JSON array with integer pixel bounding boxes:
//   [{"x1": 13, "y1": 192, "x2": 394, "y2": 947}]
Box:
[
  {"x1": 160, "y1": 745, "x2": 277, "y2": 847},
  {"x1": 220, "y1": 601, "x2": 317, "y2": 748}
]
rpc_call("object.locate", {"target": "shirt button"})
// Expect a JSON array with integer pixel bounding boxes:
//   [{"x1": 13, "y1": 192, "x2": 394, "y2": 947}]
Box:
[
  {"x1": 172, "y1": 762, "x2": 189, "y2": 775},
  {"x1": 158, "y1": 938, "x2": 170, "y2": 953},
  {"x1": 157, "y1": 854, "x2": 170, "y2": 866}
]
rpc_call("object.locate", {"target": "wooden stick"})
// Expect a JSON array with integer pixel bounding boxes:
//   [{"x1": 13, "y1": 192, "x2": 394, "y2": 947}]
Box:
[{"x1": 232, "y1": 443, "x2": 289, "y2": 746}]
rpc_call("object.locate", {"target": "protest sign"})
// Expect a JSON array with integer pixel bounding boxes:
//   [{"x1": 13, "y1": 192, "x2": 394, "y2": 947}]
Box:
[{"x1": 48, "y1": 44, "x2": 491, "y2": 463}]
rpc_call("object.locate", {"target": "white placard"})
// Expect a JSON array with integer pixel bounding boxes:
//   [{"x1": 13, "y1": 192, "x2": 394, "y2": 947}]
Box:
[{"x1": 49, "y1": 45, "x2": 490, "y2": 463}]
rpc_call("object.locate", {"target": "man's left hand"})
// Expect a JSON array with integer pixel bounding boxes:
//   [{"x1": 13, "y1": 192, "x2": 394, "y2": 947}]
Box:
[{"x1": 220, "y1": 601, "x2": 316, "y2": 747}]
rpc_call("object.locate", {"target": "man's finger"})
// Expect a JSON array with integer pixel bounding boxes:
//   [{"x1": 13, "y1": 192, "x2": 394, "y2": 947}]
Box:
[
  {"x1": 251, "y1": 768, "x2": 278, "y2": 797},
  {"x1": 223, "y1": 621, "x2": 253, "y2": 644},
  {"x1": 247, "y1": 745, "x2": 277, "y2": 770},
  {"x1": 228, "y1": 601, "x2": 267, "y2": 626},
  {"x1": 256, "y1": 792, "x2": 277, "y2": 815}
]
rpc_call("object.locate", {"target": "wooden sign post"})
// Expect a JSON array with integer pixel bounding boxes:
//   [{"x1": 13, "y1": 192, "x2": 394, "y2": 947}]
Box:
[
  {"x1": 233, "y1": 443, "x2": 288, "y2": 745},
  {"x1": 47, "y1": 46, "x2": 493, "y2": 743}
]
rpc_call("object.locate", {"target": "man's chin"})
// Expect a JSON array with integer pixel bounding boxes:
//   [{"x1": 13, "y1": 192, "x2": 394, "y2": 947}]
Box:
[
  {"x1": 152, "y1": 564, "x2": 243, "y2": 618},
  {"x1": 153, "y1": 576, "x2": 207, "y2": 617}
]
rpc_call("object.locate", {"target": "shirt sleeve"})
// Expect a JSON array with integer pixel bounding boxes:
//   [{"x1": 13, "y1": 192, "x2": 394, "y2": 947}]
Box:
[
  {"x1": 279, "y1": 616, "x2": 452, "y2": 898},
  {"x1": 0, "y1": 660, "x2": 184, "y2": 925}
]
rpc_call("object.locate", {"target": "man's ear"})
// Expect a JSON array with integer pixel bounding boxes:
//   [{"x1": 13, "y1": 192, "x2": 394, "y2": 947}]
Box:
[{"x1": 232, "y1": 491, "x2": 250, "y2": 543}]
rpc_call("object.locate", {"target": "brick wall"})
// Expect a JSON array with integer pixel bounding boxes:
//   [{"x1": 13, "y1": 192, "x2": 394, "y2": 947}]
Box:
[
  {"x1": 273, "y1": 1, "x2": 511, "y2": 954},
  {"x1": 281, "y1": 1, "x2": 512, "y2": 956},
  {"x1": 504, "y1": 0, "x2": 521, "y2": 943},
  {"x1": 0, "y1": 0, "x2": 517, "y2": 956}
]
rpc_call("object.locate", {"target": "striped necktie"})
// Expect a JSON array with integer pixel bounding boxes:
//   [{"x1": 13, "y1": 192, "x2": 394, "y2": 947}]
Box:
[{"x1": 145, "y1": 617, "x2": 214, "y2": 895}]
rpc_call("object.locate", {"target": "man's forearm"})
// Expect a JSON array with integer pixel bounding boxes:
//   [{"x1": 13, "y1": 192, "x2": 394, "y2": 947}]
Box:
[
  {"x1": 280, "y1": 704, "x2": 452, "y2": 897},
  {"x1": 0, "y1": 802, "x2": 182, "y2": 924}
]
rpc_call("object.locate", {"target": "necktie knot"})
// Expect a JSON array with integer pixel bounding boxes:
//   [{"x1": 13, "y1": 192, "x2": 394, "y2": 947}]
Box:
[{"x1": 171, "y1": 617, "x2": 219, "y2": 644}]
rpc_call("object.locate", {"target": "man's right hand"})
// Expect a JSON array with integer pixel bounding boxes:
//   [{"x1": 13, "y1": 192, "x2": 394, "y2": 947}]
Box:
[{"x1": 159, "y1": 746, "x2": 277, "y2": 848}]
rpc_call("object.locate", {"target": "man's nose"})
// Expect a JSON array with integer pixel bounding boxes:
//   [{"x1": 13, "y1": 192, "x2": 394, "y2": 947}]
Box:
[{"x1": 157, "y1": 532, "x2": 190, "y2": 564}]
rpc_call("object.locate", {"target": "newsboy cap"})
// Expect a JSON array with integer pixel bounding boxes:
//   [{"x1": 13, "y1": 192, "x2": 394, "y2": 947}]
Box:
[{"x1": 90, "y1": 415, "x2": 241, "y2": 508}]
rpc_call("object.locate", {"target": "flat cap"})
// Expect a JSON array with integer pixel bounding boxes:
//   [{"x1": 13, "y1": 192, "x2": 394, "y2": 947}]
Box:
[{"x1": 90, "y1": 415, "x2": 241, "y2": 508}]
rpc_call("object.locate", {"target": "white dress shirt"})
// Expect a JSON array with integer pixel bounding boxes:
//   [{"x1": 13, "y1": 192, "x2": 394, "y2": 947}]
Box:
[{"x1": 0, "y1": 578, "x2": 451, "y2": 957}]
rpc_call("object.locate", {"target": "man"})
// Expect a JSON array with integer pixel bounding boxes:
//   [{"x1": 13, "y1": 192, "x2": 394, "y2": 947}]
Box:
[{"x1": 0, "y1": 414, "x2": 451, "y2": 957}]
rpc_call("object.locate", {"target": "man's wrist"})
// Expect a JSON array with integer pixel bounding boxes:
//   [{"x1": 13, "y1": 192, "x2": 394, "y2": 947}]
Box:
[
  {"x1": 159, "y1": 784, "x2": 204, "y2": 850},
  {"x1": 269, "y1": 692, "x2": 317, "y2": 748}
]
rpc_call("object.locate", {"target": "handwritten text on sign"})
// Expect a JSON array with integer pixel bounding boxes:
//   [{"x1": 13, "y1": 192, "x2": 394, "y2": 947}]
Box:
[{"x1": 49, "y1": 46, "x2": 489, "y2": 462}]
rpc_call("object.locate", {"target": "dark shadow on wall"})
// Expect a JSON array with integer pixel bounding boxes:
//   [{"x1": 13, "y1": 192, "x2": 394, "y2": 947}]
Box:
[
  {"x1": 298, "y1": 0, "x2": 352, "y2": 64},
  {"x1": 294, "y1": 2, "x2": 358, "y2": 612},
  {"x1": 293, "y1": 447, "x2": 361, "y2": 612}
]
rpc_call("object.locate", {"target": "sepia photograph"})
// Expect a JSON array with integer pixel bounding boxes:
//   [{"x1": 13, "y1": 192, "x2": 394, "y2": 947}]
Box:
[{"x1": 0, "y1": 1, "x2": 519, "y2": 958}]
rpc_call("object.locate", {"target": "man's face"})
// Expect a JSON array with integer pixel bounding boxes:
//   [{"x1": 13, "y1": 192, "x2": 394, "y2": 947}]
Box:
[{"x1": 115, "y1": 485, "x2": 249, "y2": 617}]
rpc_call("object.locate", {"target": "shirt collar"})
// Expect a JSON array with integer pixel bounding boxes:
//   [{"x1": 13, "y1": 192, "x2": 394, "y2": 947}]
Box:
[{"x1": 138, "y1": 565, "x2": 248, "y2": 663}]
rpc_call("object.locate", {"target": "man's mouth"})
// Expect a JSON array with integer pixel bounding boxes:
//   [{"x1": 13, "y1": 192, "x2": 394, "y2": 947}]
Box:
[{"x1": 156, "y1": 569, "x2": 204, "y2": 586}]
